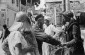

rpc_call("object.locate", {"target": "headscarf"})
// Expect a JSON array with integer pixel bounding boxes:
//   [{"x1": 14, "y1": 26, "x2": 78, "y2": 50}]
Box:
[
  {"x1": 9, "y1": 11, "x2": 31, "y2": 31},
  {"x1": 62, "y1": 11, "x2": 74, "y2": 25}
]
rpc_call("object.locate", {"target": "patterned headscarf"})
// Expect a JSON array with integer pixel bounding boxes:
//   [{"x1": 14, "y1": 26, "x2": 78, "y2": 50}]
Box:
[{"x1": 9, "y1": 11, "x2": 31, "y2": 31}]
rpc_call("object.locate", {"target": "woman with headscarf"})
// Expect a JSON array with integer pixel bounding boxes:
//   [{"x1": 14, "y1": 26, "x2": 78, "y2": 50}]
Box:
[
  {"x1": 61, "y1": 11, "x2": 84, "y2": 55},
  {"x1": 2, "y1": 11, "x2": 39, "y2": 55}
]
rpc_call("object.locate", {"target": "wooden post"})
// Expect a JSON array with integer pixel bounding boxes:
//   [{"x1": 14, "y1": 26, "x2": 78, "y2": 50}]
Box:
[
  {"x1": 54, "y1": 7, "x2": 56, "y2": 26},
  {"x1": 62, "y1": 0, "x2": 70, "y2": 12},
  {"x1": 62, "y1": 0, "x2": 66, "y2": 12},
  {"x1": 19, "y1": 0, "x2": 21, "y2": 11},
  {"x1": 66, "y1": 0, "x2": 70, "y2": 11}
]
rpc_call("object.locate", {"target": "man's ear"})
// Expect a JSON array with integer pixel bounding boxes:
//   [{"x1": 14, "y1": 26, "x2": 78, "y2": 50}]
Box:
[
  {"x1": 15, "y1": 43, "x2": 22, "y2": 51},
  {"x1": 15, "y1": 43, "x2": 22, "y2": 55}
]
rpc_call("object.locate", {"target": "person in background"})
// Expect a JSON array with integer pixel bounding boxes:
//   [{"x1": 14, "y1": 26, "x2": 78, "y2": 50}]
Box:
[
  {"x1": 42, "y1": 19, "x2": 61, "y2": 55},
  {"x1": 43, "y1": 23, "x2": 47, "y2": 31},
  {"x1": 81, "y1": 26, "x2": 85, "y2": 54},
  {"x1": 0, "y1": 30, "x2": 2, "y2": 39},
  {"x1": 61, "y1": 11, "x2": 84, "y2": 55},
  {"x1": 79, "y1": 12, "x2": 85, "y2": 54}
]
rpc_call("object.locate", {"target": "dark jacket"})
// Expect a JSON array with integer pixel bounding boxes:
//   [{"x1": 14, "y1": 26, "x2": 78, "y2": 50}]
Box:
[{"x1": 65, "y1": 20, "x2": 84, "y2": 55}]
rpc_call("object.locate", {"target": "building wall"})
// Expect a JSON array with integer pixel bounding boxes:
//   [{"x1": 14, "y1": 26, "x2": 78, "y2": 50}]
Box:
[
  {"x1": 0, "y1": 4, "x2": 7, "y2": 30},
  {"x1": 6, "y1": 0, "x2": 19, "y2": 27},
  {"x1": 6, "y1": 9, "x2": 16, "y2": 27},
  {"x1": 46, "y1": 2, "x2": 62, "y2": 26},
  {"x1": 0, "y1": 0, "x2": 20, "y2": 29},
  {"x1": 6, "y1": 0, "x2": 19, "y2": 11}
]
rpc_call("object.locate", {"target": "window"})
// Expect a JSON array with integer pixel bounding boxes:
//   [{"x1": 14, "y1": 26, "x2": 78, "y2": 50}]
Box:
[{"x1": 12, "y1": 0, "x2": 15, "y2": 4}]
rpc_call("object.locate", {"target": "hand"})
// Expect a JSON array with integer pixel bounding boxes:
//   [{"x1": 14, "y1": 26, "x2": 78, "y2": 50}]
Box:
[
  {"x1": 61, "y1": 43, "x2": 67, "y2": 47},
  {"x1": 35, "y1": 32, "x2": 48, "y2": 38}
]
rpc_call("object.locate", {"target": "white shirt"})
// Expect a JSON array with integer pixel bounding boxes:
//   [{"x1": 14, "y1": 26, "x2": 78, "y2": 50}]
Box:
[
  {"x1": 44, "y1": 24, "x2": 57, "y2": 37},
  {"x1": 0, "y1": 31, "x2": 2, "y2": 38},
  {"x1": 43, "y1": 24, "x2": 62, "y2": 55},
  {"x1": 81, "y1": 29, "x2": 85, "y2": 52},
  {"x1": 43, "y1": 24, "x2": 47, "y2": 30}
]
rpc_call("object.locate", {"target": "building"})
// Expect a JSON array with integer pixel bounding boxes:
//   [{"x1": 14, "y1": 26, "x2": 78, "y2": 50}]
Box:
[
  {"x1": 45, "y1": 0, "x2": 63, "y2": 26},
  {"x1": 45, "y1": 0, "x2": 82, "y2": 26},
  {"x1": 0, "y1": 0, "x2": 21, "y2": 30}
]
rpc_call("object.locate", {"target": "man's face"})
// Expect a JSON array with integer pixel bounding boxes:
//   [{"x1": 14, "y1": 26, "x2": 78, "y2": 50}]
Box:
[
  {"x1": 37, "y1": 17, "x2": 44, "y2": 29},
  {"x1": 38, "y1": 17, "x2": 44, "y2": 24}
]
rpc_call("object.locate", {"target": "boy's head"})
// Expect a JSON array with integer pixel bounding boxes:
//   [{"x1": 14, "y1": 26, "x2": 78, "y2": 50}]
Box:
[{"x1": 35, "y1": 14, "x2": 44, "y2": 24}]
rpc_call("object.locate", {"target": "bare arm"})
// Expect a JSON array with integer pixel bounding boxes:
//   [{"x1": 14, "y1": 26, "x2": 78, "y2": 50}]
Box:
[{"x1": 52, "y1": 25, "x2": 62, "y2": 38}]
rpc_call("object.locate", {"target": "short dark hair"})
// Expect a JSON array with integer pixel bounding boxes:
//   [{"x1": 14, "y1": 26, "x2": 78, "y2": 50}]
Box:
[
  {"x1": 35, "y1": 14, "x2": 44, "y2": 21},
  {"x1": 3, "y1": 24, "x2": 7, "y2": 29}
]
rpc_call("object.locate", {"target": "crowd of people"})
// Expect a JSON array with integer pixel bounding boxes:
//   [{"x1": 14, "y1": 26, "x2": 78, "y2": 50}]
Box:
[{"x1": 0, "y1": 11, "x2": 84, "y2": 55}]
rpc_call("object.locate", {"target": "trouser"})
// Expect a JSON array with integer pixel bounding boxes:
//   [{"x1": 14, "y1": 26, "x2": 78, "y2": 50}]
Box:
[
  {"x1": 42, "y1": 42, "x2": 49, "y2": 55},
  {"x1": 36, "y1": 38, "x2": 43, "y2": 55}
]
